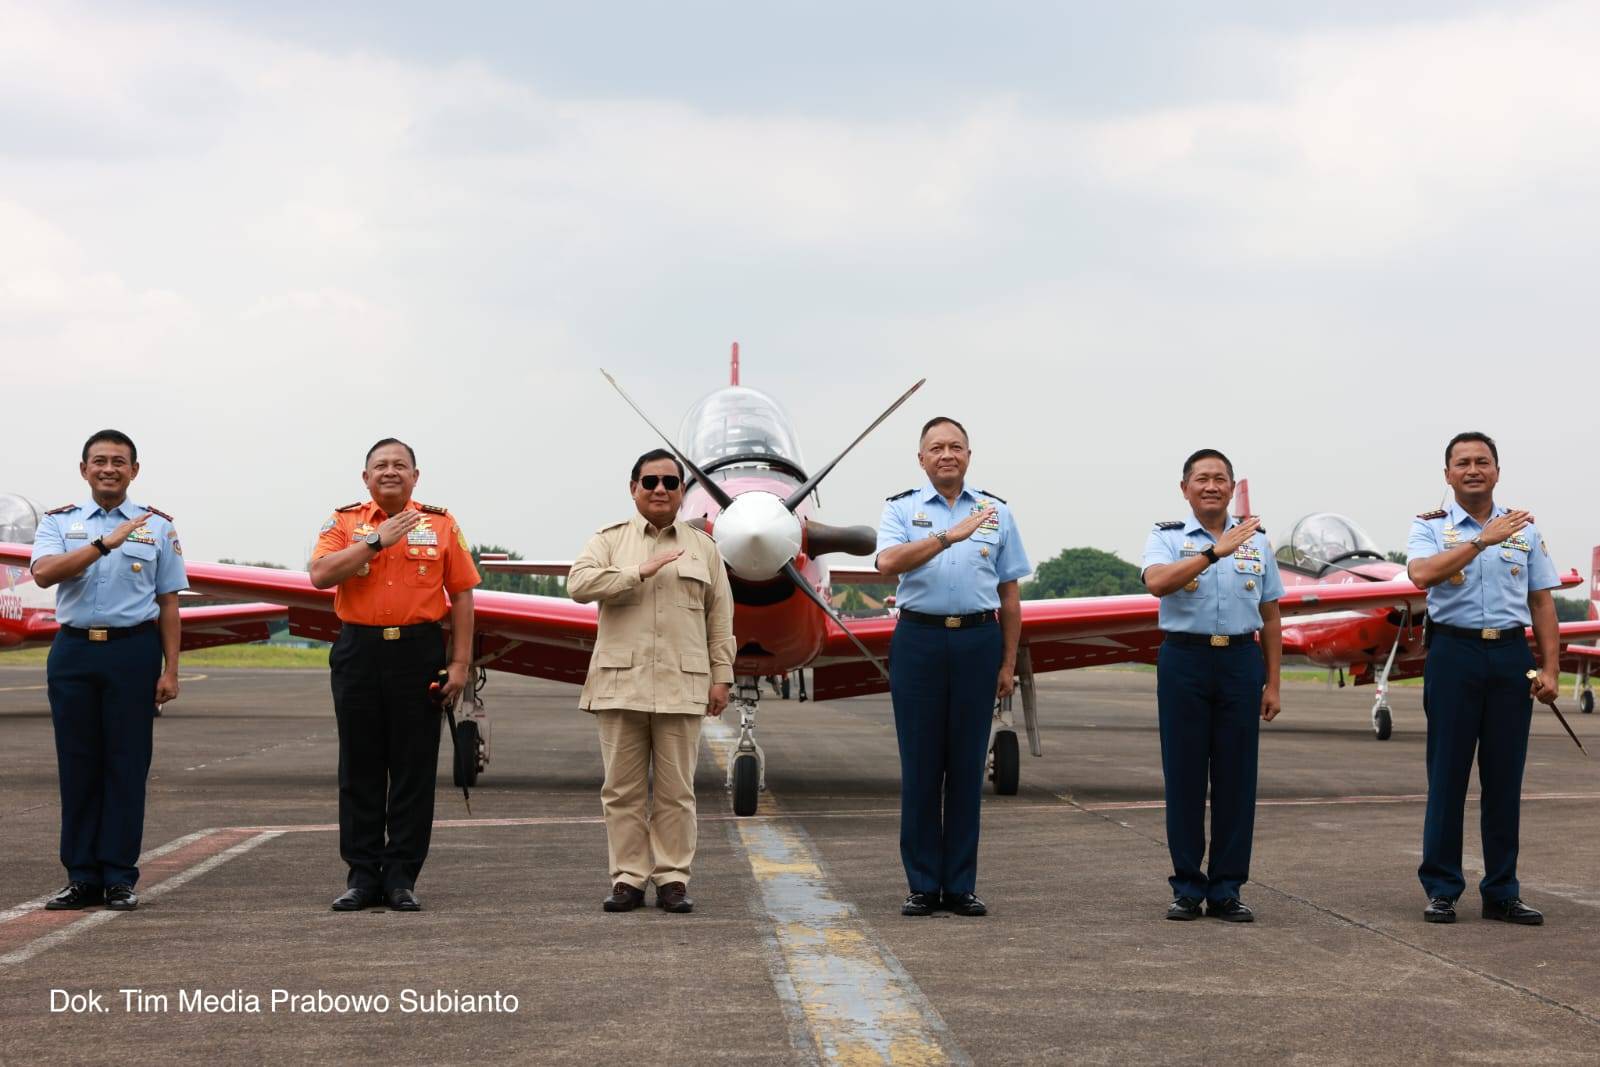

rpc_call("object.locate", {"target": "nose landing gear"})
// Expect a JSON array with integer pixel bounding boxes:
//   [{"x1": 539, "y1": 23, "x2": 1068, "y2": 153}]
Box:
[{"x1": 726, "y1": 677, "x2": 767, "y2": 817}]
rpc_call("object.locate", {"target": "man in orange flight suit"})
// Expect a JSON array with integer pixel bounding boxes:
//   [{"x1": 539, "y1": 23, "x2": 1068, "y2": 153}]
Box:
[{"x1": 309, "y1": 437, "x2": 480, "y2": 913}]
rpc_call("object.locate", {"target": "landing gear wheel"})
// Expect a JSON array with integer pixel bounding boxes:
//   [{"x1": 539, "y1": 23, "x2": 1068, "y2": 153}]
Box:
[
  {"x1": 781, "y1": 676, "x2": 791, "y2": 700},
  {"x1": 732, "y1": 753, "x2": 760, "y2": 816},
  {"x1": 990, "y1": 730, "x2": 1020, "y2": 796},
  {"x1": 1373, "y1": 705, "x2": 1393, "y2": 741},
  {"x1": 452, "y1": 721, "x2": 481, "y2": 788},
  {"x1": 1582, "y1": 690, "x2": 1594, "y2": 715}
]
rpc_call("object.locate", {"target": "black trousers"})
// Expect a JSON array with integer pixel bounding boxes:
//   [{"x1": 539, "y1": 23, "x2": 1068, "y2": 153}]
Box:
[
  {"x1": 46, "y1": 626, "x2": 162, "y2": 887},
  {"x1": 329, "y1": 623, "x2": 445, "y2": 892}
]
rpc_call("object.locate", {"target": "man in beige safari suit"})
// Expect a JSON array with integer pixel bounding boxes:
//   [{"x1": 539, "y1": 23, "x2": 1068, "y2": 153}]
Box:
[{"x1": 569, "y1": 448, "x2": 734, "y2": 914}]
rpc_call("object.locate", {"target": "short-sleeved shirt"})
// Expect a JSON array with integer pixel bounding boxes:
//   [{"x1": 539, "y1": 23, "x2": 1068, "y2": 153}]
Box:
[
  {"x1": 30, "y1": 499, "x2": 188, "y2": 627},
  {"x1": 1406, "y1": 501, "x2": 1560, "y2": 629},
  {"x1": 1141, "y1": 513, "x2": 1284, "y2": 635},
  {"x1": 876, "y1": 480, "x2": 1030, "y2": 614},
  {"x1": 312, "y1": 499, "x2": 480, "y2": 625}
]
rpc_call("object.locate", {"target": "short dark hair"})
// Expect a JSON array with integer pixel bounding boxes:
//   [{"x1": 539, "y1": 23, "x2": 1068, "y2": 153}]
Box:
[
  {"x1": 1445, "y1": 431, "x2": 1498, "y2": 466},
  {"x1": 82, "y1": 429, "x2": 137, "y2": 464},
  {"x1": 920, "y1": 417, "x2": 968, "y2": 444},
  {"x1": 1182, "y1": 448, "x2": 1234, "y2": 481},
  {"x1": 365, "y1": 438, "x2": 417, "y2": 467},
  {"x1": 631, "y1": 448, "x2": 685, "y2": 483}
]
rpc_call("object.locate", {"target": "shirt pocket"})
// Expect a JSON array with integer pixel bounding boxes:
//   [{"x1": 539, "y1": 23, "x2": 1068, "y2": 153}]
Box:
[
  {"x1": 1497, "y1": 547, "x2": 1530, "y2": 597},
  {"x1": 595, "y1": 648, "x2": 633, "y2": 698},
  {"x1": 403, "y1": 555, "x2": 441, "y2": 588},
  {"x1": 1233, "y1": 560, "x2": 1265, "y2": 600},
  {"x1": 119, "y1": 540, "x2": 159, "y2": 587},
  {"x1": 680, "y1": 650, "x2": 710, "y2": 705},
  {"x1": 676, "y1": 557, "x2": 711, "y2": 609}
]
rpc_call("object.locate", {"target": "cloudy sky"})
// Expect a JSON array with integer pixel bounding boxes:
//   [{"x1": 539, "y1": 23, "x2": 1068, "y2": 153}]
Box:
[{"x1": 4, "y1": 1, "x2": 1596, "y2": 577}]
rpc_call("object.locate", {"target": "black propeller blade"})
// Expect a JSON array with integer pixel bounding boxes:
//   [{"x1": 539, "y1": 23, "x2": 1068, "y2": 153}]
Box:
[
  {"x1": 781, "y1": 560, "x2": 889, "y2": 683},
  {"x1": 782, "y1": 379, "x2": 925, "y2": 512},
  {"x1": 601, "y1": 369, "x2": 734, "y2": 511}
]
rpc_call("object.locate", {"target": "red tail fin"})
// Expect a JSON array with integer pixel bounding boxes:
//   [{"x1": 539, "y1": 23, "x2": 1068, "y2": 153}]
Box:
[
  {"x1": 730, "y1": 341, "x2": 740, "y2": 387},
  {"x1": 1233, "y1": 478, "x2": 1251, "y2": 520},
  {"x1": 1590, "y1": 545, "x2": 1599, "y2": 620}
]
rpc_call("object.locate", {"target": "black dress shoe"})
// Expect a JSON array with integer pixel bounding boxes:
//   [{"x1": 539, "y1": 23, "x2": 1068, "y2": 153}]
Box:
[
  {"x1": 1422, "y1": 896, "x2": 1457, "y2": 923},
  {"x1": 945, "y1": 892, "x2": 987, "y2": 917},
  {"x1": 1207, "y1": 898, "x2": 1255, "y2": 923},
  {"x1": 105, "y1": 885, "x2": 138, "y2": 911},
  {"x1": 1166, "y1": 896, "x2": 1203, "y2": 921},
  {"x1": 602, "y1": 882, "x2": 646, "y2": 912},
  {"x1": 45, "y1": 882, "x2": 104, "y2": 910},
  {"x1": 386, "y1": 888, "x2": 422, "y2": 911},
  {"x1": 655, "y1": 882, "x2": 694, "y2": 913},
  {"x1": 331, "y1": 887, "x2": 380, "y2": 912},
  {"x1": 1483, "y1": 896, "x2": 1543, "y2": 925},
  {"x1": 901, "y1": 891, "x2": 939, "y2": 916}
]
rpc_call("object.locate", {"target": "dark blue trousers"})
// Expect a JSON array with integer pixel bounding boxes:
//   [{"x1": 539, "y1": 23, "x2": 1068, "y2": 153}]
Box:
[
  {"x1": 889, "y1": 619, "x2": 1003, "y2": 896},
  {"x1": 329, "y1": 624, "x2": 445, "y2": 893},
  {"x1": 1155, "y1": 639, "x2": 1263, "y2": 901},
  {"x1": 1419, "y1": 631, "x2": 1534, "y2": 902},
  {"x1": 46, "y1": 626, "x2": 162, "y2": 887}
]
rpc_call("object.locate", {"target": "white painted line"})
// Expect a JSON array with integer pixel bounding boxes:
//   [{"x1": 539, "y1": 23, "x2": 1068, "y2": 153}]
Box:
[{"x1": 704, "y1": 716, "x2": 970, "y2": 1066}]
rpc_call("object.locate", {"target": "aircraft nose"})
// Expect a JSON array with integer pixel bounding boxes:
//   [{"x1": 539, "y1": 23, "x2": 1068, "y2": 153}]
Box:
[{"x1": 713, "y1": 492, "x2": 804, "y2": 581}]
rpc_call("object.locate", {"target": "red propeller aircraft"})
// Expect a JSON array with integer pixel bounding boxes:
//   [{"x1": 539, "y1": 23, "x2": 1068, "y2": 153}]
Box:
[
  {"x1": 1223, "y1": 481, "x2": 1600, "y2": 738},
  {"x1": 4, "y1": 348, "x2": 1589, "y2": 810},
  {"x1": 0, "y1": 493, "x2": 288, "y2": 656}
]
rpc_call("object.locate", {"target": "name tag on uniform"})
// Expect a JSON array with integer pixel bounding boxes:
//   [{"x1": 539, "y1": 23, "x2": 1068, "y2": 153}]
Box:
[
  {"x1": 911, "y1": 512, "x2": 932, "y2": 528},
  {"x1": 66, "y1": 530, "x2": 87, "y2": 540}
]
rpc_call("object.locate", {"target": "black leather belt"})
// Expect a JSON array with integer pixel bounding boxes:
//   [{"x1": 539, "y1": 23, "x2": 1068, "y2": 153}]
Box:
[
  {"x1": 1164, "y1": 631, "x2": 1257, "y2": 648},
  {"x1": 60, "y1": 621, "x2": 156, "y2": 642},
  {"x1": 898, "y1": 608, "x2": 996, "y2": 629},
  {"x1": 341, "y1": 621, "x2": 442, "y2": 642},
  {"x1": 1430, "y1": 622, "x2": 1523, "y2": 643}
]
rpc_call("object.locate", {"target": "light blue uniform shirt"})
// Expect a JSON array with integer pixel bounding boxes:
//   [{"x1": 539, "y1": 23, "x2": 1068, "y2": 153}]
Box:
[
  {"x1": 30, "y1": 499, "x2": 188, "y2": 627},
  {"x1": 1406, "y1": 501, "x2": 1560, "y2": 629},
  {"x1": 876, "y1": 480, "x2": 1030, "y2": 614},
  {"x1": 1141, "y1": 513, "x2": 1284, "y2": 635}
]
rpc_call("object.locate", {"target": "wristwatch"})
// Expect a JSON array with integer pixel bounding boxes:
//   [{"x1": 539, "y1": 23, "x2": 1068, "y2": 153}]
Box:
[
  {"x1": 91, "y1": 537, "x2": 110, "y2": 557},
  {"x1": 934, "y1": 531, "x2": 951, "y2": 550},
  {"x1": 1201, "y1": 546, "x2": 1219, "y2": 564},
  {"x1": 1467, "y1": 536, "x2": 1485, "y2": 552},
  {"x1": 365, "y1": 531, "x2": 383, "y2": 551}
]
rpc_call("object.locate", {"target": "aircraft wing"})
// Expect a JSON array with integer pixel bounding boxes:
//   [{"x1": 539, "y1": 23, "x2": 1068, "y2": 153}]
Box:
[
  {"x1": 1569, "y1": 644, "x2": 1600, "y2": 659},
  {"x1": 809, "y1": 576, "x2": 1439, "y2": 700},
  {"x1": 827, "y1": 566, "x2": 888, "y2": 586},
  {"x1": 174, "y1": 559, "x2": 601, "y2": 686}
]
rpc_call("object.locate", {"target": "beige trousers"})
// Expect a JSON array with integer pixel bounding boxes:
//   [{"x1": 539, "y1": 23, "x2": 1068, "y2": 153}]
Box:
[{"x1": 595, "y1": 709, "x2": 703, "y2": 888}]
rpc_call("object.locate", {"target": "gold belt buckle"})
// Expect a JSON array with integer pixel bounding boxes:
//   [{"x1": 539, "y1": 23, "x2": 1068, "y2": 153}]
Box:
[
  {"x1": 1209, "y1": 635, "x2": 1230, "y2": 647},
  {"x1": 382, "y1": 627, "x2": 401, "y2": 641},
  {"x1": 88, "y1": 628, "x2": 108, "y2": 642},
  {"x1": 1481, "y1": 628, "x2": 1500, "y2": 640},
  {"x1": 945, "y1": 616, "x2": 961, "y2": 629}
]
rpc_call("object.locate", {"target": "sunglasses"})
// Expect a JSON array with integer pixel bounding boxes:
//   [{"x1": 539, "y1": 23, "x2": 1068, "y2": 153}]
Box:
[{"x1": 638, "y1": 474, "x2": 681, "y2": 491}]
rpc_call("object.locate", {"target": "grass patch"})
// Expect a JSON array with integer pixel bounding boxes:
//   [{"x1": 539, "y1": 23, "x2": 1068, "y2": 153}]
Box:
[{"x1": 1, "y1": 644, "x2": 329, "y2": 669}]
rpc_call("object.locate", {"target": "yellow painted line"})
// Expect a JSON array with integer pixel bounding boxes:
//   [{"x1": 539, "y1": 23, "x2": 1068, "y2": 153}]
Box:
[
  {"x1": 704, "y1": 717, "x2": 968, "y2": 1066},
  {"x1": 0, "y1": 672, "x2": 207, "y2": 694}
]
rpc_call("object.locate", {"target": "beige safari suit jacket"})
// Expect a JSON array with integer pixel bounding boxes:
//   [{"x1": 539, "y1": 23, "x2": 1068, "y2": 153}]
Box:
[{"x1": 570, "y1": 513, "x2": 736, "y2": 715}]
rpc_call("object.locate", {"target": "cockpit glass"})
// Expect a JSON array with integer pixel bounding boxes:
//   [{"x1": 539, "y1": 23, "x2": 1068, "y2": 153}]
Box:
[
  {"x1": 1278, "y1": 512, "x2": 1383, "y2": 571},
  {"x1": 678, "y1": 387, "x2": 805, "y2": 469},
  {"x1": 0, "y1": 494, "x2": 41, "y2": 544}
]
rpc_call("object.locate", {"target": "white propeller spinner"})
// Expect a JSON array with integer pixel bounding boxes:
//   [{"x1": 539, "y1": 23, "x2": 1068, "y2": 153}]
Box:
[{"x1": 712, "y1": 491, "x2": 803, "y2": 581}]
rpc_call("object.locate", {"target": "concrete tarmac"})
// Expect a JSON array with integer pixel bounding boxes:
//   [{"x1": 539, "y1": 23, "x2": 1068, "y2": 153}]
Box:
[{"x1": 1, "y1": 664, "x2": 1597, "y2": 1065}]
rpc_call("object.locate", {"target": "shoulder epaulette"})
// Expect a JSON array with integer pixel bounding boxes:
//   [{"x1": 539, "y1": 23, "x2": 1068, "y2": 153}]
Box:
[
  {"x1": 977, "y1": 490, "x2": 1007, "y2": 504},
  {"x1": 597, "y1": 520, "x2": 629, "y2": 533},
  {"x1": 145, "y1": 506, "x2": 173, "y2": 522},
  {"x1": 45, "y1": 504, "x2": 78, "y2": 515},
  {"x1": 1155, "y1": 520, "x2": 1184, "y2": 530},
  {"x1": 420, "y1": 503, "x2": 448, "y2": 515},
  {"x1": 682, "y1": 522, "x2": 715, "y2": 541},
  {"x1": 886, "y1": 489, "x2": 914, "y2": 501},
  {"x1": 1417, "y1": 509, "x2": 1447, "y2": 520},
  {"x1": 335, "y1": 501, "x2": 364, "y2": 512}
]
